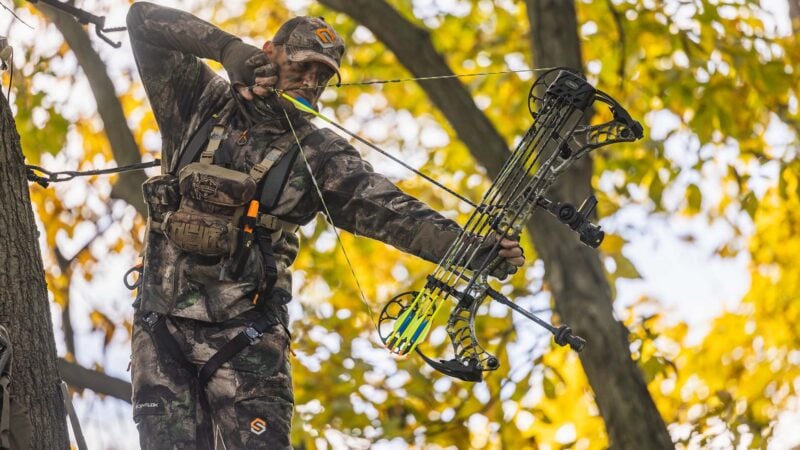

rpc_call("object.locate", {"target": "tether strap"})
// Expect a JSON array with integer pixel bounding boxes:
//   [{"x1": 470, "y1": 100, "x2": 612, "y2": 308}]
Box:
[
  {"x1": 0, "y1": 376, "x2": 9, "y2": 450},
  {"x1": 0, "y1": 327, "x2": 11, "y2": 450},
  {"x1": 61, "y1": 381, "x2": 87, "y2": 450}
]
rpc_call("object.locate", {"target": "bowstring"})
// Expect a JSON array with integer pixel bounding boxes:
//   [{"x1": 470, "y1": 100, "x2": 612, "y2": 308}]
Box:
[
  {"x1": 263, "y1": 66, "x2": 556, "y2": 343},
  {"x1": 295, "y1": 67, "x2": 558, "y2": 91},
  {"x1": 277, "y1": 103, "x2": 379, "y2": 336}
]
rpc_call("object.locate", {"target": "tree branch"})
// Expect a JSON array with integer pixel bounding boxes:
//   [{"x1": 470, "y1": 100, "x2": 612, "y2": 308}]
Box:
[
  {"x1": 318, "y1": 0, "x2": 510, "y2": 178},
  {"x1": 34, "y1": 2, "x2": 147, "y2": 216},
  {"x1": 57, "y1": 358, "x2": 132, "y2": 403}
]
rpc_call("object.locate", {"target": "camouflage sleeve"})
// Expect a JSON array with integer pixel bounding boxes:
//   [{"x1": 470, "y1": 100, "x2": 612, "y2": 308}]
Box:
[
  {"x1": 314, "y1": 131, "x2": 463, "y2": 264},
  {"x1": 126, "y1": 2, "x2": 235, "y2": 163}
]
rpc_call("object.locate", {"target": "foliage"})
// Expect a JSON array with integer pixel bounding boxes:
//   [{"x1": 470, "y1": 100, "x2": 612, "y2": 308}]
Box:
[{"x1": 5, "y1": 0, "x2": 800, "y2": 448}]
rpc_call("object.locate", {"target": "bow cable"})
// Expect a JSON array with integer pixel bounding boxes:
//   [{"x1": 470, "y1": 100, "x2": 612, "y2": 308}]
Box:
[
  {"x1": 273, "y1": 89, "x2": 477, "y2": 208},
  {"x1": 277, "y1": 96, "x2": 379, "y2": 335}
]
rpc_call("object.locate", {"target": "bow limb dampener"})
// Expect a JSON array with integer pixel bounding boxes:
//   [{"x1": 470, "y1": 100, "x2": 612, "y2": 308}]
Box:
[{"x1": 377, "y1": 68, "x2": 644, "y2": 382}]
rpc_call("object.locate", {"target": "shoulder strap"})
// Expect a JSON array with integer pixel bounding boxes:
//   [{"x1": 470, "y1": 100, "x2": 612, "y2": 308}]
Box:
[
  {"x1": 199, "y1": 125, "x2": 226, "y2": 164},
  {"x1": 259, "y1": 128, "x2": 322, "y2": 212},
  {"x1": 248, "y1": 125, "x2": 313, "y2": 182},
  {"x1": 171, "y1": 116, "x2": 217, "y2": 175}
]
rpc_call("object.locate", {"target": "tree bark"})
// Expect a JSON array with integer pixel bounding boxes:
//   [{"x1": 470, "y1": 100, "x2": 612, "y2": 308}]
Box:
[
  {"x1": 34, "y1": 2, "x2": 148, "y2": 216},
  {"x1": 790, "y1": 0, "x2": 800, "y2": 35},
  {"x1": 524, "y1": 1, "x2": 673, "y2": 448},
  {"x1": 319, "y1": 0, "x2": 673, "y2": 447},
  {"x1": 0, "y1": 92, "x2": 69, "y2": 448}
]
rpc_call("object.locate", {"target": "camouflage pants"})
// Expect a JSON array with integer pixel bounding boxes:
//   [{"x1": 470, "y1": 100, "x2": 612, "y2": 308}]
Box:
[{"x1": 131, "y1": 306, "x2": 294, "y2": 449}]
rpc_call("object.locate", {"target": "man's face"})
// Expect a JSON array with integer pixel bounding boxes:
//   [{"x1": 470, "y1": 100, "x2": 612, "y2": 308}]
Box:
[{"x1": 269, "y1": 44, "x2": 335, "y2": 106}]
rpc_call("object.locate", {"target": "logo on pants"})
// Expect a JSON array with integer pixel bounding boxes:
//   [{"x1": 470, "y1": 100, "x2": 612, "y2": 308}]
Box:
[{"x1": 250, "y1": 417, "x2": 267, "y2": 435}]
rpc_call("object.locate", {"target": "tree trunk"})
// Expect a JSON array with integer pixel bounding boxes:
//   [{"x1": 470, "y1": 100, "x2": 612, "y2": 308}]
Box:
[
  {"x1": 0, "y1": 93, "x2": 70, "y2": 448},
  {"x1": 790, "y1": 0, "x2": 800, "y2": 35},
  {"x1": 525, "y1": 1, "x2": 673, "y2": 448}
]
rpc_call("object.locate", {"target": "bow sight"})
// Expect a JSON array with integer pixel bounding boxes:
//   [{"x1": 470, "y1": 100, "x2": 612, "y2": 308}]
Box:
[{"x1": 378, "y1": 68, "x2": 644, "y2": 382}]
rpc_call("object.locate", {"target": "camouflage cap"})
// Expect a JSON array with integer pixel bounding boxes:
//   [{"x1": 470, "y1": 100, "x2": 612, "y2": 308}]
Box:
[{"x1": 274, "y1": 16, "x2": 345, "y2": 84}]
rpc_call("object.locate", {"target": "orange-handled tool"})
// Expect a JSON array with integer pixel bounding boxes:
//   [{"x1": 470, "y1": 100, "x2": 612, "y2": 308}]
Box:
[{"x1": 243, "y1": 200, "x2": 259, "y2": 233}]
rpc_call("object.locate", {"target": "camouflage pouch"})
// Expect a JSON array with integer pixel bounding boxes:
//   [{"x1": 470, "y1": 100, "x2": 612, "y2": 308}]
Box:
[
  {"x1": 162, "y1": 163, "x2": 257, "y2": 257},
  {"x1": 142, "y1": 175, "x2": 180, "y2": 224}
]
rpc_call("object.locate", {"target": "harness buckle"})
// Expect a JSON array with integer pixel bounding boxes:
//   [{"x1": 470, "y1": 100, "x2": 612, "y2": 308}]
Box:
[
  {"x1": 142, "y1": 311, "x2": 162, "y2": 328},
  {"x1": 243, "y1": 325, "x2": 262, "y2": 345}
]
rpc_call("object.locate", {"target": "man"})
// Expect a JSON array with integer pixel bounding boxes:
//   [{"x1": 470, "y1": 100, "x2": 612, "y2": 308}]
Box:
[{"x1": 126, "y1": 2, "x2": 524, "y2": 449}]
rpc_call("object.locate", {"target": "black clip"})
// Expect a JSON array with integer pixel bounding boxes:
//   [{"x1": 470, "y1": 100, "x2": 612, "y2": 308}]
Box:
[
  {"x1": 243, "y1": 325, "x2": 263, "y2": 345},
  {"x1": 141, "y1": 311, "x2": 162, "y2": 329},
  {"x1": 29, "y1": 0, "x2": 127, "y2": 48}
]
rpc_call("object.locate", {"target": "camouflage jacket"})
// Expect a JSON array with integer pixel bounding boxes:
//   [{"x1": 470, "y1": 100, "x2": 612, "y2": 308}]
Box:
[{"x1": 128, "y1": 2, "x2": 462, "y2": 322}]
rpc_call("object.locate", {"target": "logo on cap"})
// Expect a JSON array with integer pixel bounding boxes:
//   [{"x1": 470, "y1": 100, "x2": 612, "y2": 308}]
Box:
[
  {"x1": 315, "y1": 27, "x2": 337, "y2": 47},
  {"x1": 250, "y1": 417, "x2": 267, "y2": 435}
]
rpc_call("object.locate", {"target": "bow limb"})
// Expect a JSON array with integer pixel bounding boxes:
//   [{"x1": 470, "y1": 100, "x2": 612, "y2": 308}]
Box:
[
  {"x1": 416, "y1": 284, "x2": 498, "y2": 382},
  {"x1": 567, "y1": 91, "x2": 644, "y2": 161}
]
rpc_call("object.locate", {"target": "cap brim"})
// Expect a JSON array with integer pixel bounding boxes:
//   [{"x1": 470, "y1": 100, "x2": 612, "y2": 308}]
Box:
[{"x1": 287, "y1": 50, "x2": 342, "y2": 85}]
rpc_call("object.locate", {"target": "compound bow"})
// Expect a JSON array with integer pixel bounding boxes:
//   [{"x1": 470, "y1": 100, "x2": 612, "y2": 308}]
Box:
[{"x1": 376, "y1": 68, "x2": 643, "y2": 382}]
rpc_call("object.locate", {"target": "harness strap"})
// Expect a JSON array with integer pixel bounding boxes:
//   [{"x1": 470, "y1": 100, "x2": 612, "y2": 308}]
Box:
[
  {"x1": 142, "y1": 311, "x2": 280, "y2": 389},
  {"x1": 259, "y1": 129, "x2": 317, "y2": 212},
  {"x1": 197, "y1": 314, "x2": 280, "y2": 387},
  {"x1": 142, "y1": 312, "x2": 198, "y2": 377},
  {"x1": 172, "y1": 117, "x2": 216, "y2": 175},
  {"x1": 249, "y1": 124, "x2": 314, "y2": 182},
  {"x1": 200, "y1": 125, "x2": 227, "y2": 164},
  {"x1": 255, "y1": 227, "x2": 279, "y2": 296}
]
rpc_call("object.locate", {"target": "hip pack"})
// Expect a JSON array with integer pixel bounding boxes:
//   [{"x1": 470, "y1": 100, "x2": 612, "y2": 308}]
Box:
[{"x1": 163, "y1": 162, "x2": 256, "y2": 257}]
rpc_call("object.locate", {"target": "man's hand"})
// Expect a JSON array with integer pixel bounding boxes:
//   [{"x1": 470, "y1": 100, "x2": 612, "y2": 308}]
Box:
[
  {"x1": 221, "y1": 40, "x2": 277, "y2": 100},
  {"x1": 467, "y1": 233, "x2": 525, "y2": 280},
  {"x1": 487, "y1": 236, "x2": 524, "y2": 280},
  {"x1": 498, "y1": 237, "x2": 525, "y2": 268},
  {"x1": 238, "y1": 64, "x2": 279, "y2": 100}
]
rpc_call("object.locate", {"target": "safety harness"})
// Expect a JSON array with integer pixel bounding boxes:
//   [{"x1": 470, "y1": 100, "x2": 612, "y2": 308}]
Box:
[{"x1": 139, "y1": 113, "x2": 319, "y2": 390}]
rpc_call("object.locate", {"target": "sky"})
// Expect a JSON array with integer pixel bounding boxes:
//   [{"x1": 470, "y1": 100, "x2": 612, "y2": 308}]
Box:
[{"x1": 2, "y1": 0, "x2": 798, "y2": 449}]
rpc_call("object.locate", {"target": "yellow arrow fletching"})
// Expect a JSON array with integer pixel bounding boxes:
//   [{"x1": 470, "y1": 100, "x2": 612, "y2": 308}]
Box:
[
  {"x1": 383, "y1": 289, "x2": 447, "y2": 355},
  {"x1": 279, "y1": 92, "x2": 320, "y2": 117}
]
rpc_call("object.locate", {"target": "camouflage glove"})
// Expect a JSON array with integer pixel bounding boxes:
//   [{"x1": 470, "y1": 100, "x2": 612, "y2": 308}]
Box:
[
  {"x1": 220, "y1": 39, "x2": 277, "y2": 90},
  {"x1": 468, "y1": 232, "x2": 521, "y2": 280}
]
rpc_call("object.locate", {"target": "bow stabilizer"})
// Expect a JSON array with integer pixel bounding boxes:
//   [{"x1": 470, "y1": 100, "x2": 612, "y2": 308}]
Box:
[{"x1": 378, "y1": 69, "x2": 643, "y2": 381}]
